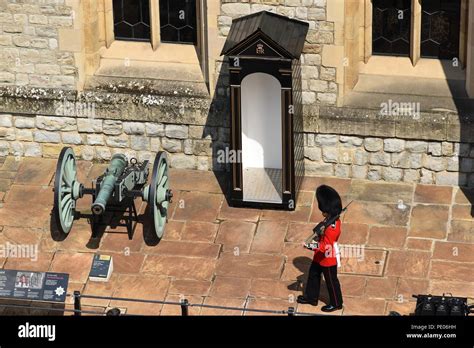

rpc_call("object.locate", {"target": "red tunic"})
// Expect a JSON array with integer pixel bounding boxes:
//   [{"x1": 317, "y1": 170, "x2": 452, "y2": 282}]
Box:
[{"x1": 312, "y1": 219, "x2": 341, "y2": 267}]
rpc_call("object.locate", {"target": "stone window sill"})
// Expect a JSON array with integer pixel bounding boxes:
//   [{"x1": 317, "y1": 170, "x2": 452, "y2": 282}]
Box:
[{"x1": 85, "y1": 40, "x2": 209, "y2": 97}]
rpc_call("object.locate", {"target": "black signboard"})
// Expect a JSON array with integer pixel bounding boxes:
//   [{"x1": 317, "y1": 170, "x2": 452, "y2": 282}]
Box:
[{"x1": 0, "y1": 269, "x2": 69, "y2": 302}]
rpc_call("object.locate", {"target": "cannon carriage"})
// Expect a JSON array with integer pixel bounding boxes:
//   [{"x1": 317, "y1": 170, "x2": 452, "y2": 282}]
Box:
[{"x1": 52, "y1": 147, "x2": 173, "y2": 245}]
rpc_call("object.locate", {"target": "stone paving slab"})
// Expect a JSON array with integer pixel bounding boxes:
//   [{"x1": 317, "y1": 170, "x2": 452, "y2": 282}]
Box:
[{"x1": 0, "y1": 156, "x2": 473, "y2": 316}]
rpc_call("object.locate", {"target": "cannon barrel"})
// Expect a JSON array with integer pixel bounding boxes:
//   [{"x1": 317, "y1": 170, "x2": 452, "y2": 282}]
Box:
[{"x1": 91, "y1": 154, "x2": 128, "y2": 215}]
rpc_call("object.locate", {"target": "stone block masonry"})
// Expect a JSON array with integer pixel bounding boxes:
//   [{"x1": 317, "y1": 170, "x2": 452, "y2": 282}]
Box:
[
  {"x1": 0, "y1": 113, "x2": 231, "y2": 172},
  {"x1": 217, "y1": 0, "x2": 337, "y2": 108},
  {"x1": 303, "y1": 133, "x2": 474, "y2": 186},
  {"x1": 0, "y1": 0, "x2": 77, "y2": 89},
  {"x1": 1, "y1": 107, "x2": 473, "y2": 187}
]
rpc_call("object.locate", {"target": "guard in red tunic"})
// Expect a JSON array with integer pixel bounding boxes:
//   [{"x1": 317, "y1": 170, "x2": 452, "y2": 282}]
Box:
[{"x1": 297, "y1": 185, "x2": 343, "y2": 312}]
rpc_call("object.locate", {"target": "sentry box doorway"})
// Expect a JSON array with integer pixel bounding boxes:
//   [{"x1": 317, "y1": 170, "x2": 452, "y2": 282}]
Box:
[{"x1": 221, "y1": 11, "x2": 308, "y2": 210}]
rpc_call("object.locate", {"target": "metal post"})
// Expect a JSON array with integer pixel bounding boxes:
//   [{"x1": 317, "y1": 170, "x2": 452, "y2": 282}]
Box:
[
  {"x1": 288, "y1": 307, "x2": 295, "y2": 316},
  {"x1": 181, "y1": 299, "x2": 189, "y2": 316},
  {"x1": 73, "y1": 291, "x2": 81, "y2": 316}
]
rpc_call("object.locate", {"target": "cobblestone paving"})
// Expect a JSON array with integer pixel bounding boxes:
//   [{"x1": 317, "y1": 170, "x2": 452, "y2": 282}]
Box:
[{"x1": 0, "y1": 157, "x2": 472, "y2": 316}]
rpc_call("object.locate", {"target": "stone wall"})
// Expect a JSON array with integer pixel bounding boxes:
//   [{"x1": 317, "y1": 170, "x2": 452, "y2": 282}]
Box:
[
  {"x1": 303, "y1": 133, "x2": 474, "y2": 186},
  {"x1": 217, "y1": 0, "x2": 338, "y2": 108},
  {"x1": 0, "y1": 112, "x2": 229, "y2": 171},
  {"x1": 0, "y1": 0, "x2": 77, "y2": 89}
]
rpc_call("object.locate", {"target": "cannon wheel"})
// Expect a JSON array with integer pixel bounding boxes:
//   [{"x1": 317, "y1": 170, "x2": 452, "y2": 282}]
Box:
[
  {"x1": 144, "y1": 151, "x2": 171, "y2": 244},
  {"x1": 53, "y1": 147, "x2": 80, "y2": 237}
]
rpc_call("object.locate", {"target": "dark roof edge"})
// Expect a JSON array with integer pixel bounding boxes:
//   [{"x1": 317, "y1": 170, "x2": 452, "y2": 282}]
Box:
[
  {"x1": 225, "y1": 29, "x2": 295, "y2": 59},
  {"x1": 230, "y1": 10, "x2": 310, "y2": 28}
]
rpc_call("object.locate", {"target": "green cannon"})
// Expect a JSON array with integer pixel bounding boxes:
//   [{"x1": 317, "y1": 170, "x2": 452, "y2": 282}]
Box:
[
  {"x1": 52, "y1": 147, "x2": 173, "y2": 244},
  {"x1": 91, "y1": 154, "x2": 128, "y2": 215}
]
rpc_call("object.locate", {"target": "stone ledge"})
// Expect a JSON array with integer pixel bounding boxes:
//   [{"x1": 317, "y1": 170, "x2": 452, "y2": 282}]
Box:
[
  {"x1": 0, "y1": 85, "x2": 228, "y2": 128},
  {"x1": 306, "y1": 106, "x2": 474, "y2": 143}
]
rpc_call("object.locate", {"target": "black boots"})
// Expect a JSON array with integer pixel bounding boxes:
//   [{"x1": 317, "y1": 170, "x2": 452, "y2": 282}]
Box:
[
  {"x1": 296, "y1": 295, "x2": 318, "y2": 306},
  {"x1": 297, "y1": 295, "x2": 343, "y2": 311},
  {"x1": 321, "y1": 304, "x2": 343, "y2": 312}
]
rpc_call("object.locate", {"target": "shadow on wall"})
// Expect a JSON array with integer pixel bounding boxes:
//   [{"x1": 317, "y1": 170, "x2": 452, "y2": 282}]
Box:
[
  {"x1": 442, "y1": 61, "x2": 474, "y2": 219},
  {"x1": 205, "y1": 57, "x2": 232, "y2": 204}
]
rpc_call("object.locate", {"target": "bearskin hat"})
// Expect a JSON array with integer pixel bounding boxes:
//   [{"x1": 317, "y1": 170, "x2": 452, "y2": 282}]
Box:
[{"x1": 316, "y1": 185, "x2": 342, "y2": 217}]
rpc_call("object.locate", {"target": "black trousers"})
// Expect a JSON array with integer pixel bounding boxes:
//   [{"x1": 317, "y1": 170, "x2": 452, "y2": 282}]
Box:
[{"x1": 304, "y1": 262, "x2": 343, "y2": 307}]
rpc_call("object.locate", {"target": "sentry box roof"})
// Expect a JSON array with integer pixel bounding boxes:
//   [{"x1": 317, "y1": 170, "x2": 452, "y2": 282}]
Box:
[{"x1": 221, "y1": 11, "x2": 309, "y2": 60}]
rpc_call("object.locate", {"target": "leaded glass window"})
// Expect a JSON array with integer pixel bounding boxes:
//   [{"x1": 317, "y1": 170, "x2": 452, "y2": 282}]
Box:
[
  {"x1": 421, "y1": 0, "x2": 461, "y2": 59},
  {"x1": 372, "y1": 0, "x2": 411, "y2": 56},
  {"x1": 159, "y1": 0, "x2": 197, "y2": 44},
  {"x1": 113, "y1": 0, "x2": 151, "y2": 41}
]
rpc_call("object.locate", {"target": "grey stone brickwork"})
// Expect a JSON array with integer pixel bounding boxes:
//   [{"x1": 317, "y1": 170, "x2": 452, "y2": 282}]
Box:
[
  {"x1": 217, "y1": 0, "x2": 336, "y2": 109},
  {"x1": 0, "y1": 112, "x2": 229, "y2": 172},
  {"x1": 303, "y1": 133, "x2": 474, "y2": 186},
  {"x1": 0, "y1": 0, "x2": 76, "y2": 89}
]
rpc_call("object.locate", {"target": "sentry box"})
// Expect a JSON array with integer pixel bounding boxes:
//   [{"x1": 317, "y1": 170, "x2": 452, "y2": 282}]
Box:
[{"x1": 221, "y1": 11, "x2": 309, "y2": 210}]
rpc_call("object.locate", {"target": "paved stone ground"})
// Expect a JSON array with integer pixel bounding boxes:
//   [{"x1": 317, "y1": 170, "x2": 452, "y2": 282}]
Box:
[{"x1": 0, "y1": 156, "x2": 472, "y2": 316}]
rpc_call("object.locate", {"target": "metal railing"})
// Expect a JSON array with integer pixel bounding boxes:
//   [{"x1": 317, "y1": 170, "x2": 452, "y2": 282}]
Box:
[
  {"x1": 0, "y1": 291, "x2": 326, "y2": 316},
  {"x1": 72, "y1": 291, "x2": 320, "y2": 316}
]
